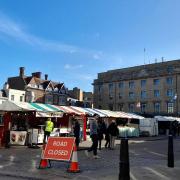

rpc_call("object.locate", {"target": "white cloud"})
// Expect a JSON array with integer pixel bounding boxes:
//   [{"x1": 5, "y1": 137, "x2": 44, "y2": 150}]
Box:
[
  {"x1": 0, "y1": 12, "x2": 124, "y2": 66},
  {"x1": 0, "y1": 12, "x2": 101, "y2": 56},
  {"x1": 92, "y1": 51, "x2": 104, "y2": 60},
  {"x1": 64, "y1": 64, "x2": 83, "y2": 69}
]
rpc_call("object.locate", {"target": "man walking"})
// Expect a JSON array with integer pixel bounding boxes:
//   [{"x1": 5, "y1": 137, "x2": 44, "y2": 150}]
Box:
[
  {"x1": 44, "y1": 118, "x2": 54, "y2": 143},
  {"x1": 73, "y1": 119, "x2": 80, "y2": 148},
  {"x1": 85, "y1": 114, "x2": 100, "y2": 159},
  {"x1": 108, "y1": 120, "x2": 119, "y2": 149}
]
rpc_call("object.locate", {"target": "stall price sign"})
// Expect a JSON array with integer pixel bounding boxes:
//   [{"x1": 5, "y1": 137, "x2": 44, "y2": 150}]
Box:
[{"x1": 42, "y1": 137, "x2": 75, "y2": 161}]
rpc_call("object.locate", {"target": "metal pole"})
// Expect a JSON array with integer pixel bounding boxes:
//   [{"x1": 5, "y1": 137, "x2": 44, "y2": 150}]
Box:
[
  {"x1": 167, "y1": 135, "x2": 174, "y2": 167},
  {"x1": 119, "y1": 138, "x2": 130, "y2": 180}
]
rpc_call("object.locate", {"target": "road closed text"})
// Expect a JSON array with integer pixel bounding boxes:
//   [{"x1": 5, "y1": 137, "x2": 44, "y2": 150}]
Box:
[
  {"x1": 48, "y1": 149, "x2": 68, "y2": 156},
  {"x1": 43, "y1": 137, "x2": 75, "y2": 161}
]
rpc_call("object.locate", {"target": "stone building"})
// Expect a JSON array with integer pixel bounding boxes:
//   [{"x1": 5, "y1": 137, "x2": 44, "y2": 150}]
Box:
[
  {"x1": 68, "y1": 87, "x2": 83, "y2": 101},
  {"x1": 68, "y1": 87, "x2": 93, "y2": 108},
  {"x1": 93, "y1": 60, "x2": 180, "y2": 116},
  {"x1": 83, "y1": 91, "x2": 93, "y2": 108},
  {"x1": 6, "y1": 67, "x2": 68, "y2": 105}
]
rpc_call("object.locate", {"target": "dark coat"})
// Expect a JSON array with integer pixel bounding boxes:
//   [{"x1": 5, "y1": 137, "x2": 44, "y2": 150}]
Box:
[
  {"x1": 107, "y1": 122, "x2": 119, "y2": 136},
  {"x1": 74, "y1": 121, "x2": 80, "y2": 138},
  {"x1": 97, "y1": 122, "x2": 104, "y2": 140}
]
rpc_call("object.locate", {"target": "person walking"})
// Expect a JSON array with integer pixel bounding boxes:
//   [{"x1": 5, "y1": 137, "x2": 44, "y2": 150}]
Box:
[
  {"x1": 73, "y1": 119, "x2": 80, "y2": 148},
  {"x1": 44, "y1": 118, "x2": 54, "y2": 143},
  {"x1": 107, "y1": 120, "x2": 119, "y2": 149},
  {"x1": 85, "y1": 114, "x2": 100, "y2": 159},
  {"x1": 105, "y1": 125, "x2": 110, "y2": 149},
  {"x1": 97, "y1": 119, "x2": 104, "y2": 150}
]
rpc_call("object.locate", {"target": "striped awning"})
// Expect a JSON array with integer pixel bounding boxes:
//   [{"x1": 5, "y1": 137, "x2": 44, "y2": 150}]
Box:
[
  {"x1": 50, "y1": 105, "x2": 85, "y2": 115},
  {"x1": 84, "y1": 108, "x2": 107, "y2": 117},
  {"x1": 8, "y1": 102, "x2": 64, "y2": 117}
]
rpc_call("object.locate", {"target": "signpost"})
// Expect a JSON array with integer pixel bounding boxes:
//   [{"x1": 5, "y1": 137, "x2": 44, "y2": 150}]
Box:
[{"x1": 42, "y1": 137, "x2": 75, "y2": 161}]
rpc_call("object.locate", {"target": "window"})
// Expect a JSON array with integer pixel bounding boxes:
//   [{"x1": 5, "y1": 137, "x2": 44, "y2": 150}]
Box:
[
  {"x1": 154, "y1": 90, "x2": 160, "y2": 97},
  {"x1": 53, "y1": 95, "x2": 58, "y2": 105},
  {"x1": 98, "y1": 85, "x2": 102, "y2": 94},
  {"x1": 167, "y1": 66, "x2": 173, "y2": 73},
  {"x1": 167, "y1": 102, "x2": 174, "y2": 113},
  {"x1": 108, "y1": 104, "x2": 113, "y2": 111},
  {"x1": 98, "y1": 85, "x2": 102, "y2": 101},
  {"x1": 11, "y1": 95, "x2": 14, "y2": 101},
  {"x1": 59, "y1": 96, "x2": 66, "y2": 105},
  {"x1": 20, "y1": 96, "x2": 23, "y2": 102},
  {"x1": 141, "y1": 91, "x2": 147, "y2": 99},
  {"x1": 141, "y1": 103, "x2": 147, "y2": 113},
  {"x1": 153, "y1": 79, "x2": 160, "y2": 85},
  {"x1": 141, "y1": 80, "x2": 146, "y2": 87},
  {"x1": 154, "y1": 102, "x2": 160, "y2": 113},
  {"x1": 129, "y1": 103, "x2": 135, "y2": 112},
  {"x1": 109, "y1": 83, "x2": 113, "y2": 98},
  {"x1": 0, "y1": 115, "x2": 3, "y2": 125},
  {"x1": 31, "y1": 84, "x2": 38, "y2": 88},
  {"x1": 118, "y1": 103, "x2": 124, "y2": 111},
  {"x1": 119, "y1": 82, "x2": 124, "y2": 88},
  {"x1": 119, "y1": 92, "x2": 123, "y2": 99},
  {"x1": 39, "y1": 85, "x2": 43, "y2": 89},
  {"x1": 129, "y1": 81, "x2": 135, "y2": 88},
  {"x1": 166, "y1": 77, "x2": 173, "y2": 85},
  {"x1": 54, "y1": 87, "x2": 59, "y2": 92},
  {"x1": 129, "y1": 92, "x2": 135, "y2": 99},
  {"x1": 45, "y1": 95, "x2": 53, "y2": 104},
  {"x1": 167, "y1": 89, "x2": 173, "y2": 97}
]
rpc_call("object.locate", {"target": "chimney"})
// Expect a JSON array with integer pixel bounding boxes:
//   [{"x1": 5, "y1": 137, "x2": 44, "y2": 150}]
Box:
[
  {"x1": 19, "y1": 67, "x2": 25, "y2": 77},
  {"x1": 32, "y1": 72, "x2": 42, "y2": 79},
  {"x1": 45, "y1": 74, "x2": 48, "y2": 80}
]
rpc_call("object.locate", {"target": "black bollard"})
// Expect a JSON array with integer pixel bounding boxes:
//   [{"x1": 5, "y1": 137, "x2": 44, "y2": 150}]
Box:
[
  {"x1": 119, "y1": 138, "x2": 130, "y2": 180},
  {"x1": 168, "y1": 135, "x2": 174, "y2": 168}
]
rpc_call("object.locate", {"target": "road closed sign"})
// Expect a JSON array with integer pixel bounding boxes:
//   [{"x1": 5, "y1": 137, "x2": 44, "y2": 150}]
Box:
[{"x1": 42, "y1": 137, "x2": 75, "y2": 161}]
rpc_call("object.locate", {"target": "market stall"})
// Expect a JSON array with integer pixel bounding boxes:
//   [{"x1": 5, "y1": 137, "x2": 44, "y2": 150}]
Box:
[{"x1": 0, "y1": 101, "x2": 64, "y2": 146}]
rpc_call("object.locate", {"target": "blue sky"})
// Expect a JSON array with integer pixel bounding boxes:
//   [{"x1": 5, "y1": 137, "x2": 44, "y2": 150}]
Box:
[{"x1": 0, "y1": 0, "x2": 180, "y2": 91}]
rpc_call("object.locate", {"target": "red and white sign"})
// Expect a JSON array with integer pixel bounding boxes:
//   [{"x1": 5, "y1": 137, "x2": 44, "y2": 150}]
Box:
[{"x1": 42, "y1": 137, "x2": 75, "y2": 161}]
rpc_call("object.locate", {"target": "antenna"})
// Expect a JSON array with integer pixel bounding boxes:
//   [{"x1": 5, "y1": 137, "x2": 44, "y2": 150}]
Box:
[{"x1": 144, "y1": 48, "x2": 146, "y2": 65}]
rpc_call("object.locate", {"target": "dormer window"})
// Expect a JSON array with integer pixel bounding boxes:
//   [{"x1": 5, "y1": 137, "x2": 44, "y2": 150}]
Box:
[
  {"x1": 39, "y1": 85, "x2": 43, "y2": 89},
  {"x1": 31, "y1": 84, "x2": 38, "y2": 88},
  {"x1": 54, "y1": 87, "x2": 59, "y2": 92},
  {"x1": 47, "y1": 87, "x2": 53, "y2": 91}
]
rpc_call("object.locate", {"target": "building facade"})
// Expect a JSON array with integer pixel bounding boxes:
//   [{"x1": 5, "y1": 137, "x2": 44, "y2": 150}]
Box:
[
  {"x1": 93, "y1": 60, "x2": 180, "y2": 116},
  {"x1": 68, "y1": 87, "x2": 83, "y2": 101},
  {"x1": 83, "y1": 91, "x2": 93, "y2": 108},
  {"x1": 68, "y1": 87, "x2": 93, "y2": 108},
  {"x1": 6, "y1": 67, "x2": 68, "y2": 105}
]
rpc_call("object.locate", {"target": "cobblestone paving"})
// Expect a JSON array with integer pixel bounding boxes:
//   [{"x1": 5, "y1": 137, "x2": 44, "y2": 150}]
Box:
[{"x1": 0, "y1": 137, "x2": 179, "y2": 180}]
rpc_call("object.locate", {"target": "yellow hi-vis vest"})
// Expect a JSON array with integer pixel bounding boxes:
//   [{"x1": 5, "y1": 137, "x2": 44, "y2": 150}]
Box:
[{"x1": 45, "y1": 120, "x2": 54, "y2": 132}]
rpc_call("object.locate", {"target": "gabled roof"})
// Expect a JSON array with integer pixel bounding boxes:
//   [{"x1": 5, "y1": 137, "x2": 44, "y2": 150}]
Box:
[
  {"x1": 24, "y1": 76, "x2": 32, "y2": 85},
  {"x1": 54, "y1": 83, "x2": 64, "y2": 89}
]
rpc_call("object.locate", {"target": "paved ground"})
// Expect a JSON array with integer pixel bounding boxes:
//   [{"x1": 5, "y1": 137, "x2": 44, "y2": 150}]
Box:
[{"x1": 0, "y1": 136, "x2": 179, "y2": 180}]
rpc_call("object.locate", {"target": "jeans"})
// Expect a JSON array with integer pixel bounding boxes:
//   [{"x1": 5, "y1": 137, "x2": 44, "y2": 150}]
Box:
[{"x1": 88, "y1": 134, "x2": 98, "y2": 155}]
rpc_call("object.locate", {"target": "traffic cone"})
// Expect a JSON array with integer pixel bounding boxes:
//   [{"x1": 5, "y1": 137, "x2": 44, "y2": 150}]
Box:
[
  {"x1": 67, "y1": 144, "x2": 80, "y2": 173},
  {"x1": 39, "y1": 143, "x2": 50, "y2": 169}
]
